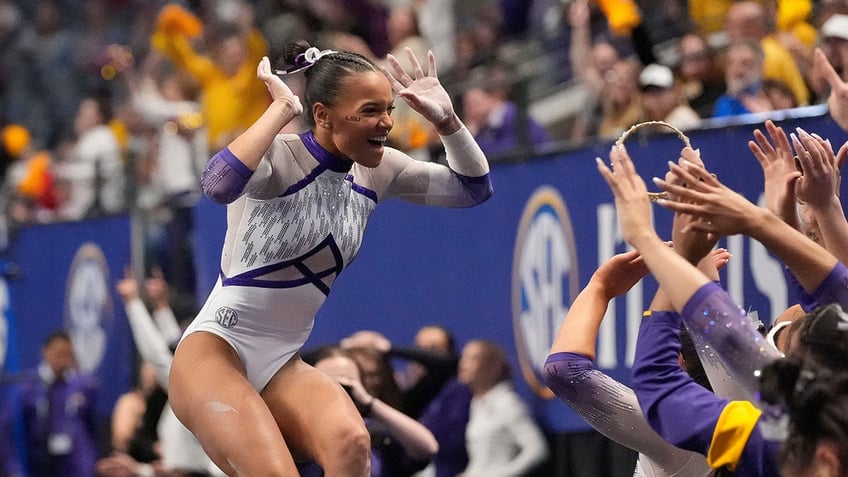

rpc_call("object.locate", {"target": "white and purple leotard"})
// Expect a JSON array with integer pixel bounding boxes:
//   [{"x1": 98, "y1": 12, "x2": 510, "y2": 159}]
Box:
[{"x1": 181, "y1": 128, "x2": 491, "y2": 391}]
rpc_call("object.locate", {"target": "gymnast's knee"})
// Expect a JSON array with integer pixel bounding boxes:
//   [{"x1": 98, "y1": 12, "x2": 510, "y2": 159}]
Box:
[{"x1": 327, "y1": 423, "x2": 371, "y2": 471}]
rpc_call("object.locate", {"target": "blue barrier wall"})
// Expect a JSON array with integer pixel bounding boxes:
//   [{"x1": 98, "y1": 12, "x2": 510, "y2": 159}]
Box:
[
  {"x1": 3, "y1": 111, "x2": 847, "y2": 434},
  {"x1": 2, "y1": 216, "x2": 134, "y2": 421}
]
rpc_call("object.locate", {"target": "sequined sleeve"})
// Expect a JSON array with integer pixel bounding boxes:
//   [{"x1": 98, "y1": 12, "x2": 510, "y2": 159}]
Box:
[
  {"x1": 680, "y1": 283, "x2": 781, "y2": 395},
  {"x1": 632, "y1": 310, "x2": 781, "y2": 475},
  {"x1": 544, "y1": 352, "x2": 707, "y2": 475}
]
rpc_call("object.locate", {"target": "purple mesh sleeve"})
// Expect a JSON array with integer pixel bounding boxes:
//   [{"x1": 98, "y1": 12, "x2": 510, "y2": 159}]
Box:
[
  {"x1": 201, "y1": 148, "x2": 254, "y2": 204},
  {"x1": 453, "y1": 171, "x2": 493, "y2": 205},
  {"x1": 807, "y1": 262, "x2": 848, "y2": 310}
]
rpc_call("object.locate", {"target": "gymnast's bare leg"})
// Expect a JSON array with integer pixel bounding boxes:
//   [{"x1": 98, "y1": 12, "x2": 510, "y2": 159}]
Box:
[{"x1": 169, "y1": 332, "x2": 370, "y2": 476}]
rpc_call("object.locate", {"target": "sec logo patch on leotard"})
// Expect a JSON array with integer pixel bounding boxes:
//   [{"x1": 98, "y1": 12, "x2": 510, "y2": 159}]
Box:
[{"x1": 215, "y1": 307, "x2": 239, "y2": 328}]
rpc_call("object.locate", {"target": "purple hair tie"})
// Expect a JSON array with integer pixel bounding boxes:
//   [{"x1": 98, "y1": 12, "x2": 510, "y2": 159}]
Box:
[{"x1": 275, "y1": 47, "x2": 338, "y2": 75}]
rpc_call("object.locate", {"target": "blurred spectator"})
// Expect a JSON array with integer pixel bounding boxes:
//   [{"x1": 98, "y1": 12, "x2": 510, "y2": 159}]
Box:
[
  {"x1": 382, "y1": 6, "x2": 433, "y2": 160},
  {"x1": 301, "y1": 346, "x2": 439, "y2": 477},
  {"x1": 253, "y1": 1, "x2": 310, "y2": 60},
  {"x1": 346, "y1": 345, "x2": 404, "y2": 410},
  {"x1": 815, "y1": 13, "x2": 848, "y2": 100},
  {"x1": 113, "y1": 266, "x2": 225, "y2": 476},
  {"x1": 2, "y1": 0, "x2": 82, "y2": 148},
  {"x1": 108, "y1": 361, "x2": 164, "y2": 460},
  {"x1": 713, "y1": 40, "x2": 774, "y2": 117},
  {"x1": 0, "y1": 124, "x2": 59, "y2": 225},
  {"x1": 341, "y1": 327, "x2": 472, "y2": 477},
  {"x1": 723, "y1": 1, "x2": 809, "y2": 106},
  {"x1": 568, "y1": 0, "x2": 620, "y2": 99},
  {"x1": 95, "y1": 361, "x2": 167, "y2": 477},
  {"x1": 415, "y1": 0, "x2": 457, "y2": 73},
  {"x1": 449, "y1": 3, "x2": 504, "y2": 83},
  {"x1": 339, "y1": 326, "x2": 459, "y2": 419},
  {"x1": 118, "y1": 47, "x2": 205, "y2": 300},
  {"x1": 566, "y1": 0, "x2": 623, "y2": 141},
  {"x1": 688, "y1": 0, "x2": 733, "y2": 38},
  {"x1": 675, "y1": 32, "x2": 726, "y2": 118},
  {"x1": 598, "y1": 58, "x2": 643, "y2": 139},
  {"x1": 0, "y1": 330, "x2": 99, "y2": 477},
  {"x1": 55, "y1": 91, "x2": 126, "y2": 221},
  {"x1": 638, "y1": 63, "x2": 701, "y2": 131},
  {"x1": 461, "y1": 61, "x2": 550, "y2": 161},
  {"x1": 457, "y1": 339, "x2": 548, "y2": 477},
  {"x1": 150, "y1": 2, "x2": 269, "y2": 151},
  {"x1": 73, "y1": 0, "x2": 133, "y2": 95},
  {"x1": 762, "y1": 78, "x2": 799, "y2": 110},
  {"x1": 304, "y1": 0, "x2": 389, "y2": 58}
]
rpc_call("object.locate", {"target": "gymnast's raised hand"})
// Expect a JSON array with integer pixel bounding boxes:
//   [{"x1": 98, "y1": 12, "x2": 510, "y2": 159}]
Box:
[
  {"x1": 383, "y1": 48, "x2": 460, "y2": 135},
  {"x1": 257, "y1": 55, "x2": 303, "y2": 116}
]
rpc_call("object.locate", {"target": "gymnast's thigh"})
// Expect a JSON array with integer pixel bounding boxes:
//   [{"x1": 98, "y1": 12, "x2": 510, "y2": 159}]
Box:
[
  {"x1": 261, "y1": 356, "x2": 369, "y2": 463},
  {"x1": 169, "y1": 331, "x2": 299, "y2": 476}
]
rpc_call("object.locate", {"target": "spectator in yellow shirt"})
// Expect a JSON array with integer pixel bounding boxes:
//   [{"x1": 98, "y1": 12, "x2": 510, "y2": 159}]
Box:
[
  {"x1": 724, "y1": 1, "x2": 810, "y2": 106},
  {"x1": 151, "y1": 3, "x2": 270, "y2": 150}
]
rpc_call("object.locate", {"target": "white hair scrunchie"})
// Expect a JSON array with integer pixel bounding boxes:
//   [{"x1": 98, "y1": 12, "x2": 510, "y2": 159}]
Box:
[{"x1": 276, "y1": 47, "x2": 338, "y2": 75}]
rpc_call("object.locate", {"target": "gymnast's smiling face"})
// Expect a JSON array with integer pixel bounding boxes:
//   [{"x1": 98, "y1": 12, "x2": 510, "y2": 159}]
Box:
[{"x1": 313, "y1": 70, "x2": 395, "y2": 168}]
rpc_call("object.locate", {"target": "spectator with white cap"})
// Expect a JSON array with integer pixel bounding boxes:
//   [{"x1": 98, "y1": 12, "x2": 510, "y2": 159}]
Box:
[
  {"x1": 819, "y1": 13, "x2": 848, "y2": 83},
  {"x1": 639, "y1": 63, "x2": 701, "y2": 131}
]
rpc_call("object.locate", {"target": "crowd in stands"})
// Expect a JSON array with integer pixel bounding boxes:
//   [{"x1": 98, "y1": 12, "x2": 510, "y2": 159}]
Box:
[
  {"x1": 5, "y1": 0, "x2": 848, "y2": 476},
  {"x1": 3, "y1": 0, "x2": 848, "y2": 233}
]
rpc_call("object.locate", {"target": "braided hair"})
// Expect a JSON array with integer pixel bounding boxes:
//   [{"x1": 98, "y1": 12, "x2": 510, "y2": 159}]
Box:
[{"x1": 280, "y1": 40, "x2": 381, "y2": 127}]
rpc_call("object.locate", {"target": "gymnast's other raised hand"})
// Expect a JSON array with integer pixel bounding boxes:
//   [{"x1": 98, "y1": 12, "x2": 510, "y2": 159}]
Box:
[
  {"x1": 791, "y1": 128, "x2": 848, "y2": 262},
  {"x1": 596, "y1": 145, "x2": 657, "y2": 248},
  {"x1": 257, "y1": 56, "x2": 303, "y2": 116},
  {"x1": 667, "y1": 147, "x2": 720, "y2": 264},
  {"x1": 655, "y1": 160, "x2": 760, "y2": 237},
  {"x1": 748, "y1": 120, "x2": 801, "y2": 228},
  {"x1": 383, "y1": 48, "x2": 460, "y2": 135},
  {"x1": 813, "y1": 47, "x2": 848, "y2": 132},
  {"x1": 792, "y1": 128, "x2": 845, "y2": 210}
]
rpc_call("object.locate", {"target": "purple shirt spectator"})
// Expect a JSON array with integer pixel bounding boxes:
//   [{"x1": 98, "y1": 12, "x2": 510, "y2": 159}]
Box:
[{"x1": 1, "y1": 364, "x2": 98, "y2": 477}]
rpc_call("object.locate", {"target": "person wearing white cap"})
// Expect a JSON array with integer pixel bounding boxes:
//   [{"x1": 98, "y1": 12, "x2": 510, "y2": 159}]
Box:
[
  {"x1": 820, "y1": 13, "x2": 848, "y2": 83},
  {"x1": 639, "y1": 63, "x2": 701, "y2": 131}
]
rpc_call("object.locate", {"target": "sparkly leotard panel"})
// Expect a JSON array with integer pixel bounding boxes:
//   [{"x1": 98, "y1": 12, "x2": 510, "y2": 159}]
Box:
[{"x1": 182, "y1": 127, "x2": 491, "y2": 390}]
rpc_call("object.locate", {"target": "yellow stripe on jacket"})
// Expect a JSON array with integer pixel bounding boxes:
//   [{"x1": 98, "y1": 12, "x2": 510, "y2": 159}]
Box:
[{"x1": 707, "y1": 400, "x2": 762, "y2": 470}]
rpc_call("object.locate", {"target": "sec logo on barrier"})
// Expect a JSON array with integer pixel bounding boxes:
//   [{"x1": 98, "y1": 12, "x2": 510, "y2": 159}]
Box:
[
  {"x1": 65, "y1": 243, "x2": 113, "y2": 374},
  {"x1": 512, "y1": 186, "x2": 580, "y2": 399}
]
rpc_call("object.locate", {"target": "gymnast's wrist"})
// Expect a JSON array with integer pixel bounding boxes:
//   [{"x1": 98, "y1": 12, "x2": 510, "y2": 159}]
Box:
[
  {"x1": 271, "y1": 98, "x2": 300, "y2": 119},
  {"x1": 436, "y1": 113, "x2": 461, "y2": 136},
  {"x1": 361, "y1": 395, "x2": 375, "y2": 417}
]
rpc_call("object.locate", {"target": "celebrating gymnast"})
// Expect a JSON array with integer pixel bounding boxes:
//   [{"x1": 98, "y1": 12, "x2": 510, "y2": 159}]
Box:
[{"x1": 167, "y1": 40, "x2": 492, "y2": 476}]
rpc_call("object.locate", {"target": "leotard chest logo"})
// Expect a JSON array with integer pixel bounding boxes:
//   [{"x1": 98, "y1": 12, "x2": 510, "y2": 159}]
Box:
[{"x1": 215, "y1": 306, "x2": 239, "y2": 328}]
